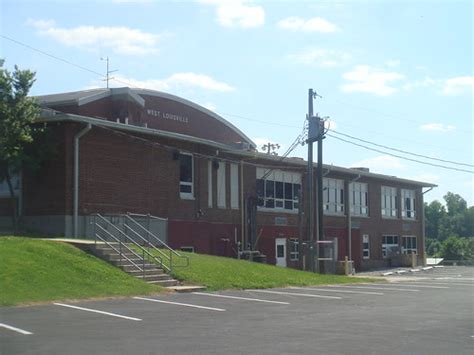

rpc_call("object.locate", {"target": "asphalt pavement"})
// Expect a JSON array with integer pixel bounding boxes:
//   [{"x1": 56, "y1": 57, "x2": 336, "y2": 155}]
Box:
[{"x1": 1, "y1": 266, "x2": 473, "y2": 355}]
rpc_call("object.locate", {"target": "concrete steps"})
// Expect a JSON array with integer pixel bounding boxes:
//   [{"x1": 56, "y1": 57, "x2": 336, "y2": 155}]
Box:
[{"x1": 90, "y1": 244, "x2": 179, "y2": 286}]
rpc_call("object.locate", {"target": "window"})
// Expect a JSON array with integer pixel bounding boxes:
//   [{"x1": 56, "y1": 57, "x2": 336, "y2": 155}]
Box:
[
  {"x1": 323, "y1": 178, "x2": 344, "y2": 215},
  {"x1": 289, "y1": 238, "x2": 299, "y2": 261},
  {"x1": 0, "y1": 172, "x2": 20, "y2": 198},
  {"x1": 217, "y1": 161, "x2": 226, "y2": 208},
  {"x1": 208, "y1": 160, "x2": 213, "y2": 207},
  {"x1": 350, "y1": 182, "x2": 368, "y2": 216},
  {"x1": 256, "y1": 168, "x2": 301, "y2": 212},
  {"x1": 401, "y1": 189, "x2": 416, "y2": 219},
  {"x1": 362, "y1": 234, "x2": 370, "y2": 260},
  {"x1": 402, "y1": 236, "x2": 417, "y2": 255},
  {"x1": 382, "y1": 235, "x2": 399, "y2": 258},
  {"x1": 179, "y1": 153, "x2": 193, "y2": 199},
  {"x1": 381, "y1": 186, "x2": 397, "y2": 218},
  {"x1": 230, "y1": 163, "x2": 239, "y2": 209}
]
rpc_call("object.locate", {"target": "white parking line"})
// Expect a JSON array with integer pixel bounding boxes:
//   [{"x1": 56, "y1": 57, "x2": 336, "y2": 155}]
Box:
[
  {"x1": 192, "y1": 292, "x2": 290, "y2": 305},
  {"x1": 289, "y1": 286, "x2": 384, "y2": 295},
  {"x1": 248, "y1": 289, "x2": 342, "y2": 299},
  {"x1": 400, "y1": 281, "x2": 473, "y2": 287},
  {"x1": 133, "y1": 297, "x2": 226, "y2": 311},
  {"x1": 53, "y1": 303, "x2": 141, "y2": 321},
  {"x1": 326, "y1": 285, "x2": 420, "y2": 292},
  {"x1": 387, "y1": 283, "x2": 449, "y2": 289},
  {"x1": 0, "y1": 322, "x2": 33, "y2": 335}
]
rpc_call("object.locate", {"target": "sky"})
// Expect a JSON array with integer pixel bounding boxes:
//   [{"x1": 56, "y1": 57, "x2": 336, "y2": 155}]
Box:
[{"x1": 1, "y1": 0, "x2": 473, "y2": 206}]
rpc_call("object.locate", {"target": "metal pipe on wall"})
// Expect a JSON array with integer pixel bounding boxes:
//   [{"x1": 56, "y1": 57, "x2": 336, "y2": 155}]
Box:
[{"x1": 73, "y1": 123, "x2": 92, "y2": 238}]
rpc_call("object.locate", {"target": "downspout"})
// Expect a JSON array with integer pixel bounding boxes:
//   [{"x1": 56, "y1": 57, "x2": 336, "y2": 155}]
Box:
[
  {"x1": 347, "y1": 174, "x2": 361, "y2": 263},
  {"x1": 421, "y1": 187, "x2": 434, "y2": 266},
  {"x1": 240, "y1": 159, "x2": 244, "y2": 258},
  {"x1": 73, "y1": 124, "x2": 92, "y2": 238}
]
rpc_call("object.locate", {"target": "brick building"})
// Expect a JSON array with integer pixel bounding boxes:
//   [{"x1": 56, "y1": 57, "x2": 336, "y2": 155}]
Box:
[{"x1": 0, "y1": 88, "x2": 436, "y2": 271}]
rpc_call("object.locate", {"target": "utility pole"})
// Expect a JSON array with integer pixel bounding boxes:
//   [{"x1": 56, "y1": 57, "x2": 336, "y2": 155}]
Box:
[
  {"x1": 307, "y1": 88, "x2": 325, "y2": 273},
  {"x1": 306, "y1": 89, "x2": 320, "y2": 272},
  {"x1": 261, "y1": 142, "x2": 280, "y2": 155}
]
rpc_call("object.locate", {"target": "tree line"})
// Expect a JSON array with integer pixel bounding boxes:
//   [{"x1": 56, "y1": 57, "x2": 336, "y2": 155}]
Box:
[{"x1": 425, "y1": 192, "x2": 474, "y2": 260}]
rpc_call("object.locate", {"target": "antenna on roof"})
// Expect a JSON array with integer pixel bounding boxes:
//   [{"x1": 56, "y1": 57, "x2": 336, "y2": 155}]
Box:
[{"x1": 100, "y1": 56, "x2": 118, "y2": 89}]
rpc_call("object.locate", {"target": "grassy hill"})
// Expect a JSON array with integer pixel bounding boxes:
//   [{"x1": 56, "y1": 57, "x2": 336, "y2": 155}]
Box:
[
  {"x1": 0, "y1": 237, "x2": 162, "y2": 306},
  {"x1": 166, "y1": 251, "x2": 377, "y2": 291}
]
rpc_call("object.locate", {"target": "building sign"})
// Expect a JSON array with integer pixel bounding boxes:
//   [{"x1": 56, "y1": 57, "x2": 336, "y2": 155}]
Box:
[{"x1": 147, "y1": 109, "x2": 189, "y2": 124}]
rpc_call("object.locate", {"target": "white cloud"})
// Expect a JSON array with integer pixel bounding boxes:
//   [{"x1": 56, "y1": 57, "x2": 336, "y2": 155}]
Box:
[
  {"x1": 88, "y1": 72, "x2": 235, "y2": 92},
  {"x1": 277, "y1": 16, "x2": 339, "y2": 33},
  {"x1": 198, "y1": 0, "x2": 265, "y2": 28},
  {"x1": 407, "y1": 174, "x2": 440, "y2": 185},
  {"x1": 351, "y1": 155, "x2": 405, "y2": 171},
  {"x1": 420, "y1": 123, "x2": 456, "y2": 132},
  {"x1": 385, "y1": 59, "x2": 400, "y2": 68},
  {"x1": 341, "y1": 65, "x2": 405, "y2": 96},
  {"x1": 441, "y1": 76, "x2": 474, "y2": 96},
  {"x1": 402, "y1": 77, "x2": 438, "y2": 91},
  {"x1": 27, "y1": 19, "x2": 161, "y2": 55},
  {"x1": 288, "y1": 48, "x2": 350, "y2": 67}
]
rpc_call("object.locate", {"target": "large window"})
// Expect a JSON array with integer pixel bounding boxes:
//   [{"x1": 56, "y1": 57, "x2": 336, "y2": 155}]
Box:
[
  {"x1": 382, "y1": 235, "x2": 399, "y2": 258},
  {"x1": 256, "y1": 168, "x2": 301, "y2": 212},
  {"x1": 217, "y1": 161, "x2": 226, "y2": 208},
  {"x1": 362, "y1": 234, "x2": 370, "y2": 260},
  {"x1": 381, "y1": 186, "x2": 397, "y2": 218},
  {"x1": 179, "y1": 153, "x2": 193, "y2": 199},
  {"x1": 323, "y1": 178, "x2": 344, "y2": 215},
  {"x1": 401, "y1": 189, "x2": 416, "y2": 219},
  {"x1": 350, "y1": 182, "x2": 368, "y2": 216},
  {"x1": 289, "y1": 238, "x2": 299, "y2": 261},
  {"x1": 402, "y1": 236, "x2": 417, "y2": 255}
]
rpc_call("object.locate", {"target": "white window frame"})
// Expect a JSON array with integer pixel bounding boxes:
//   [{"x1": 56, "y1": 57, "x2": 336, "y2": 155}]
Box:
[
  {"x1": 256, "y1": 168, "x2": 301, "y2": 214},
  {"x1": 402, "y1": 235, "x2": 417, "y2": 255},
  {"x1": 208, "y1": 160, "x2": 213, "y2": 207},
  {"x1": 289, "y1": 238, "x2": 299, "y2": 261},
  {"x1": 401, "y1": 189, "x2": 416, "y2": 220},
  {"x1": 362, "y1": 234, "x2": 370, "y2": 260},
  {"x1": 230, "y1": 163, "x2": 239, "y2": 209},
  {"x1": 323, "y1": 178, "x2": 344, "y2": 215},
  {"x1": 350, "y1": 182, "x2": 368, "y2": 216},
  {"x1": 179, "y1": 153, "x2": 194, "y2": 200},
  {"x1": 217, "y1": 161, "x2": 226, "y2": 208},
  {"x1": 381, "y1": 186, "x2": 398, "y2": 218},
  {"x1": 382, "y1": 235, "x2": 399, "y2": 258}
]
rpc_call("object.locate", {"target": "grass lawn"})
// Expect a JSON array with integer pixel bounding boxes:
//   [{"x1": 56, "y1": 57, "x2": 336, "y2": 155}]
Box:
[
  {"x1": 0, "y1": 237, "x2": 163, "y2": 307},
  {"x1": 160, "y1": 250, "x2": 378, "y2": 291}
]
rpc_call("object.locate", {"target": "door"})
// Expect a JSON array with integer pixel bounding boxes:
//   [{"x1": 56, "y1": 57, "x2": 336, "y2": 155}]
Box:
[{"x1": 275, "y1": 238, "x2": 287, "y2": 267}]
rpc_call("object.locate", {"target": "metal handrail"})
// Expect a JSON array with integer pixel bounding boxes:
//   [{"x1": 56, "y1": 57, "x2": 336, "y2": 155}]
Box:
[
  {"x1": 124, "y1": 214, "x2": 189, "y2": 271},
  {"x1": 127, "y1": 212, "x2": 168, "y2": 222},
  {"x1": 122, "y1": 223, "x2": 171, "y2": 272},
  {"x1": 94, "y1": 214, "x2": 164, "y2": 272},
  {"x1": 94, "y1": 225, "x2": 144, "y2": 273}
]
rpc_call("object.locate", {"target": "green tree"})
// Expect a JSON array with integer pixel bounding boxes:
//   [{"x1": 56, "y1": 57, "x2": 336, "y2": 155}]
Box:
[
  {"x1": 444, "y1": 192, "x2": 467, "y2": 216},
  {"x1": 0, "y1": 60, "x2": 40, "y2": 232},
  {"x1": 424, "y1": 200, "x2": 447, "y2": 240},
  {"x1": 441, "y1": 236, "x2": 466, "y2": 260}
]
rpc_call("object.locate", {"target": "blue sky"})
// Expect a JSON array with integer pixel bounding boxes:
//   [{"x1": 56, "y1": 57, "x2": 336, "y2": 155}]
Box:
[{"x1": 1, "y1": 0, "x2": 473, "y2": 205}]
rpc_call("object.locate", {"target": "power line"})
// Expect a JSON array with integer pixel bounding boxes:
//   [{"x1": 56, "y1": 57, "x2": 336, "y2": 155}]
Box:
[
  {"x1": 327, "y1": 133, "x2": 474, "y2": 174},
  {"x1": 329, "y1": 129, "x2": 474, "y2": 168},
  {"x1": 1, "y1": 34, "x2": 137, "y2": 89}
]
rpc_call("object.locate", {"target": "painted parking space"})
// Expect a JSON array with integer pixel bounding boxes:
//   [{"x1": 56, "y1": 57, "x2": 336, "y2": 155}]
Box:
[
  {"x1": 53, "y1": 302, "x2": 142, "y2": 321},
  {"x1": 2, "y1": 273, "x2": 473, "y2": 355},
  {"x1": 0, "y1": 322, "x2": 33, "y2": 335}
]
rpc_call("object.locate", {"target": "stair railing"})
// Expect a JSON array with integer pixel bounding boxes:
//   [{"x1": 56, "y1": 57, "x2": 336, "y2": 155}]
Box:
[
  {"x1": 125, "y1": 213, "x2": 189, "y2": 273},
  {"x1": 94, "y1": 213, "x2": 164, "y2": 276}
]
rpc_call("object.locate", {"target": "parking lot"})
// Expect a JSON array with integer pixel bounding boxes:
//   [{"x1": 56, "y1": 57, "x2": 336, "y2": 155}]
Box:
[{"x1": 1, "y1": 266, "x2": 473, "y2": 354}]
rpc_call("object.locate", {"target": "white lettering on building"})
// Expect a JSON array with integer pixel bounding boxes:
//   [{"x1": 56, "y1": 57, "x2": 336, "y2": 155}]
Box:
[{"x1": 146, "y1": 109, "x2": 189, "y2": 124}]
